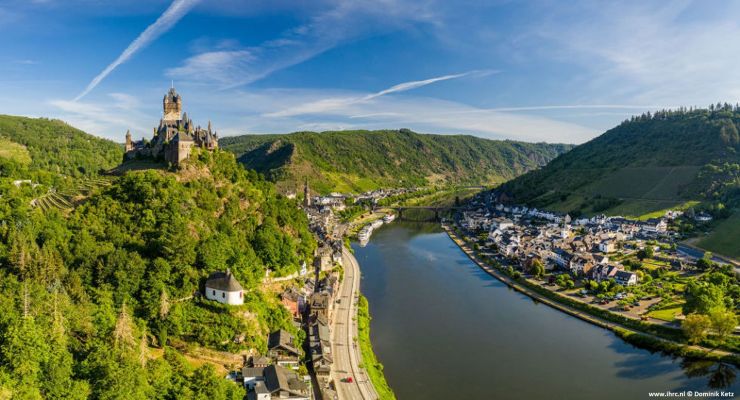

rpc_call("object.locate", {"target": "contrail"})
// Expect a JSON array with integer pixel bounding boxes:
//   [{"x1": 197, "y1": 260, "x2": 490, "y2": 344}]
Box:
[
  {"x1": 266, "y1": 69, "x2": 497, "y2": 117},
  {"x1": 74, "y1": 0, "x2": 200, "y2": 101},
  {"x1": 362, "y1": 69, "x2": 497, "y2": 101}
]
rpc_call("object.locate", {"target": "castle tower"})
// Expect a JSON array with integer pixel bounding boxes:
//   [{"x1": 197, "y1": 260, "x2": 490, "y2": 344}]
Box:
[
  {"x1": 163, "y1": 86, "x2": 182, "y2": 122},
  {"x1": 303, "y1": 178, "x2": 311, "y2": 207},
  {"x1": 125, "y1": 130, "x2": 133, "y2": 152}
]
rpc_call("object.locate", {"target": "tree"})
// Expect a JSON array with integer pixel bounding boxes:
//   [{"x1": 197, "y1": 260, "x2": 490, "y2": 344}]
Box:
[
  {"x1": 637, "y1": 247, "x2": 653, "y2": 260},
  {"x1": 159, "y1": 289, "x2": 170, "y2": 320},
  {"x1": 708, "y1": 308, "x2": 738, "y2": 342},
  {"x1": 530, "y1": 259, "x2": 545, "y2": 278},
  {"x1": 684, "y1": 282, "x2": 728, "y2": 315},
  {"x1": 696, "y1": 257, "x2": 713, "y2": 270},
  {"x1": 682, "y1": 313, "x2": 712, "y2": 344},
  {"x1": 114, "y1": 303, "x2": 135, "y2": 351}
]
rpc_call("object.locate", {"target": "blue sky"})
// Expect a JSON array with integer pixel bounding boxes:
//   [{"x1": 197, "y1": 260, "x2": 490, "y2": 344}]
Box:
[{"x1": 2, "y1": 0, "x2": 740, "y2": 144}]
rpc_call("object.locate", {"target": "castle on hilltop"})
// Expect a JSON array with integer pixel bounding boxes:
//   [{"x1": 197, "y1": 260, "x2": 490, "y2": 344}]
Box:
[{"x1": 124, "y1": 86, "x2": 218, "y2": 165}]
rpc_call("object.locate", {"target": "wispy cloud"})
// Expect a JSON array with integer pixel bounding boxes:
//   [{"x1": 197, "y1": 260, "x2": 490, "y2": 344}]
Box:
[
  {"x1": 529, "y1": 1, "x2": 740, "y2": 106},
  {"x1": 50, "y1": 93, "x2": 152, "y2": 139},
  {"x1": 177, "y1": 87, "x2": 597, "y2": 143},
  {"x1": 266, "y1": 70, "x2": 495, "y2": 117},
  {"x1": 167, "y1": 0, "x2": 443, "y2": 88},
  {"x1": 74, "y1": 0, "x2": 200, "y2": 101},
  {"x1": 466, "y1": 104, "x2": 672, "y2": 113}
]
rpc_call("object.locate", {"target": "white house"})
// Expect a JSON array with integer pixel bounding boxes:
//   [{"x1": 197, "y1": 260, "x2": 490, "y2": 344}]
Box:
[
  {"x1": 205, "y1": 269, "x2": 244, "y2": 305},
  {"x1": 615, "y1": 270, "x2": 638, "y2": 286},
  {"x1": 641, "y1": 218, "x2": 667, "y2": 234},
  {"x1": 598, "y1": 239, "x2": 616, "y2": 253}
]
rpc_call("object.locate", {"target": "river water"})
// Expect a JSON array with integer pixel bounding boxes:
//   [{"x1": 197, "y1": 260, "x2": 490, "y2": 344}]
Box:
[{"x1": 352, "y1": 222, "x2": 738, "y2": 400}]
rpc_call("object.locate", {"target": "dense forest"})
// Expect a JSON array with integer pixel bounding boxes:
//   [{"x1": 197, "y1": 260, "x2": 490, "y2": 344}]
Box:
[
  {"x1": 0, "y1": 117, "x2": 316, "y2": 399},
  {"x1": 496, "y1": 105, "x2": 740, "y2": 218},
  {"x1": 219, "y1": 129, "x2": 573, "y2": 194}
]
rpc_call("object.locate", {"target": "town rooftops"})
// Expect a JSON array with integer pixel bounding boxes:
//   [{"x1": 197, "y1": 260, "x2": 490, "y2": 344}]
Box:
[
  {"x1": 309, "y1": 292, "x2": 330, "y2": 309},
  {"x1": 264, "y1": 365, "x2": 308, "y2": 396},
  {"x1": 205, "y1": 269, "x2": 243, "y2": 292},
  {"x1": 268, "y1": 329, "x2": 300, "y2": 355},
  {"x1": 242, "y1": 367, "x2": 265, "y2": 378}
]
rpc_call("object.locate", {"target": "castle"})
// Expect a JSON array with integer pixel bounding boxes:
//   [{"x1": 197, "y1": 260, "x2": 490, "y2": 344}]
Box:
[{"x1": 124, "y1": 86, "x2": 218, "y2": 165}]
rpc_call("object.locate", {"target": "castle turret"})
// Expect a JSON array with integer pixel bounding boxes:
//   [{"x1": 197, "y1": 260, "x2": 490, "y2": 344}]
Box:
[{"x1": 163, "y1": 86, "x2": 182, "y2": 122}]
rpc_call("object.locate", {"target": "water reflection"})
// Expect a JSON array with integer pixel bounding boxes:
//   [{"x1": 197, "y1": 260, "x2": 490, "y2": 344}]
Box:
[
  {"x1": 355, "y1": 222, "x2": 739, "y2": 399},
  {"x1": 681, "y1": 360, "x2": 737, "y2": 389},
  {"x1": 608, "y1": 333, "x2": 737, "y2": 389}
]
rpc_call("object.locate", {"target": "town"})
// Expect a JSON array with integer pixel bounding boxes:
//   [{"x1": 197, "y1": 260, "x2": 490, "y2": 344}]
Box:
[{"x1": 452, "y1": 190, "x2": 730, "y2": 327}]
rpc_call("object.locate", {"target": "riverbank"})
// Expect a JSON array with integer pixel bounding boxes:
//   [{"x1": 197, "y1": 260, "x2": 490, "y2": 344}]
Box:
[
  {"x1": 443, "y1": 224, "x2": 740, "y2": 365},
  {"x1": 357, "y1": 295, "x2": 396, "y2": 400}
]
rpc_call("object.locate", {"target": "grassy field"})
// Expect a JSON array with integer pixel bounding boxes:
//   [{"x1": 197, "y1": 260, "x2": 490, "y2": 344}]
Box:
[
  {"x1": 401, "y1": 187, "x2": 481, "y2": 207},
  {"x1": 647, "y1": 306, "x2": 683, "y2": 322},
  {"x1": 632, "y1": 200, "x2": 700, "y2": 221},
  {"x1": 696, "y1": 212, "x2": 740, "y2": 259},
  {"x1": 0, "y1": 137, "x2": 31, "y2": 165},
  {"x1": 357, "y1": 295, "x2": 396, "y2": 400}
]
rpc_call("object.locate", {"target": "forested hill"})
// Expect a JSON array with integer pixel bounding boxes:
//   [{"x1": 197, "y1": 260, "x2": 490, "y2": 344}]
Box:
[
  {"x1": 0, "y1": 115, "x2": 122, "y2": 178},
  {"x1": 0, "y1": 118, "x2": 315, "y2": 397},
  {"x1": 495, "y1": 105, "x2": 740, "y2": 218},
  {"x1": 219, "y1": 129, "x2": 573, "y2": 194}
]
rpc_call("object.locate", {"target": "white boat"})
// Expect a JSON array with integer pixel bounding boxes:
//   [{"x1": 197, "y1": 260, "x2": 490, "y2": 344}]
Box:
[
  {"x1": 358, "y1": 227, "x2": 373, "y2": 241},
  {"x1": 383, "y1": 214, "x2": 396, "y2": 223},
  {"x1": 370, "y1": 219, "x2": 384, "y2": 229}
]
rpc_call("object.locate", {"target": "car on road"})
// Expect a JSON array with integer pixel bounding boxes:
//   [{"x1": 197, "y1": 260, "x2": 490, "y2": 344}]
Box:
[{"x1": 342, "y1": 377, "x2": 354, "y2": 383}]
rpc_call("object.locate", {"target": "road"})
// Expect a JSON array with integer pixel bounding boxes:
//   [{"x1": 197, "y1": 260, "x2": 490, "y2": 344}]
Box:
[{"x1": 330, "y1": 248, "x2": 378, "y2": 400}]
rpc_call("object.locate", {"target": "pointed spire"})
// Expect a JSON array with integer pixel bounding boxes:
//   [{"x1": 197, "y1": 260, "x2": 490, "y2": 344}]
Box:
[{"x1": 207, "y1": 120, "x2": 212, "y2": 132}]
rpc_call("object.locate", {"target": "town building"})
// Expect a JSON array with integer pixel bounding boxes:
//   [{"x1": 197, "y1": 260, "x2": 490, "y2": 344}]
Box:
[
  {"x1": 124, "y1": 86, "x2": 219, "y2": 165},
  {"x1": 267, "y1": 330, "x2": 301, "y2": 369},
  {"x1": 243, "y1": 365, "x2": 310, "y2": 400},
  {"x1": 204, "y1": 269, "x2": 244, "y2": 305}
]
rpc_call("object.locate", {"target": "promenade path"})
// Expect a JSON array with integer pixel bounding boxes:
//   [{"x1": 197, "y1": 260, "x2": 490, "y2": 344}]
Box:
[{"x1": 330, "y1": 248, "x2": 379, "y2": 400}]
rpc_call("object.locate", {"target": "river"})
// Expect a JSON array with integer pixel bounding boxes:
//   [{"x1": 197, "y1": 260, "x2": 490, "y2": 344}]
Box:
[{"x1": 352, "y1": 222, "x2": 738, "y2": 400}]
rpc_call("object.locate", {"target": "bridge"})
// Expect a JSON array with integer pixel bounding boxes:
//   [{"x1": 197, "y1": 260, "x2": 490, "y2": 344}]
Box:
[{"x1": 388, "y1": 206, "x2": 464, "y2": 222}]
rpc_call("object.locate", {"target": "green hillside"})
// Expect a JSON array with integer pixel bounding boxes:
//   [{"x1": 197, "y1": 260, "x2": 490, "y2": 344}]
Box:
[
  {"x1": 0, "y1": 115, "x2": 123, "y2": 177},
  {"x1": 0, "y1": 122, "x2": 314, "y2": 398},
  {"x1": 220, "y1": 129, "x2": 573, "y2": 194},
  {"x1": 0, "y1": 137, "x2": 31, "y2": 165},
  {"x1": 496, "y1": 106, "x2": 740, "y2": 218}
]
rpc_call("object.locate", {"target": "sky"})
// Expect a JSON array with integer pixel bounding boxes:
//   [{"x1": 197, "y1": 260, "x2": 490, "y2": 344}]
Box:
[{"x1": 2, "y1": 0, "x2": 740, "y2": 144}]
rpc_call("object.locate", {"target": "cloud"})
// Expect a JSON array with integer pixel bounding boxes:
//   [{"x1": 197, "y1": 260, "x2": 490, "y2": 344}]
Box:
[
  {"x1": 166, "y1": 50, "x2": 256, "y2": 87},
  {"x1": 528, "y1": 1, "x2": 740, "y2": 106},
  {"x1": 50, "y1": 93, "x2": 153, "y2": 139},
  {"x1": 178, "y1": 87, "x2": 597, "y2": 143},
  {"x1": 266, "y1": 70, "x2": 495, "y2": 117},
  {"x1": 450, "y1": 104, "x2": 671, "y2": 114},
  {"x1": 74, "y1": 0, "x2": 200, "y2": 101},
  {"x1": 166, "y1": 0, "x2": 443, "y2": 88}
]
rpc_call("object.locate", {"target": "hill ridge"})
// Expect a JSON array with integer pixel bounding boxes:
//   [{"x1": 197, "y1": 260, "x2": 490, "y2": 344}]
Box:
[{"x1": 220, "y1": 129, "x2": 573, "y2": 194}]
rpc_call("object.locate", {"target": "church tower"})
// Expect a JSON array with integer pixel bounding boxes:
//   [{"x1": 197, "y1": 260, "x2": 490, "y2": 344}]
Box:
[
  {"x1": 303, "y1": 178, "x2": 311, "y2": 207},
  {"x1": 163, "y1": 85, "x2": 182, "y2": 122},
  {"x1": 125, "y1": 130, "x2": 133, "y2": 152}
]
